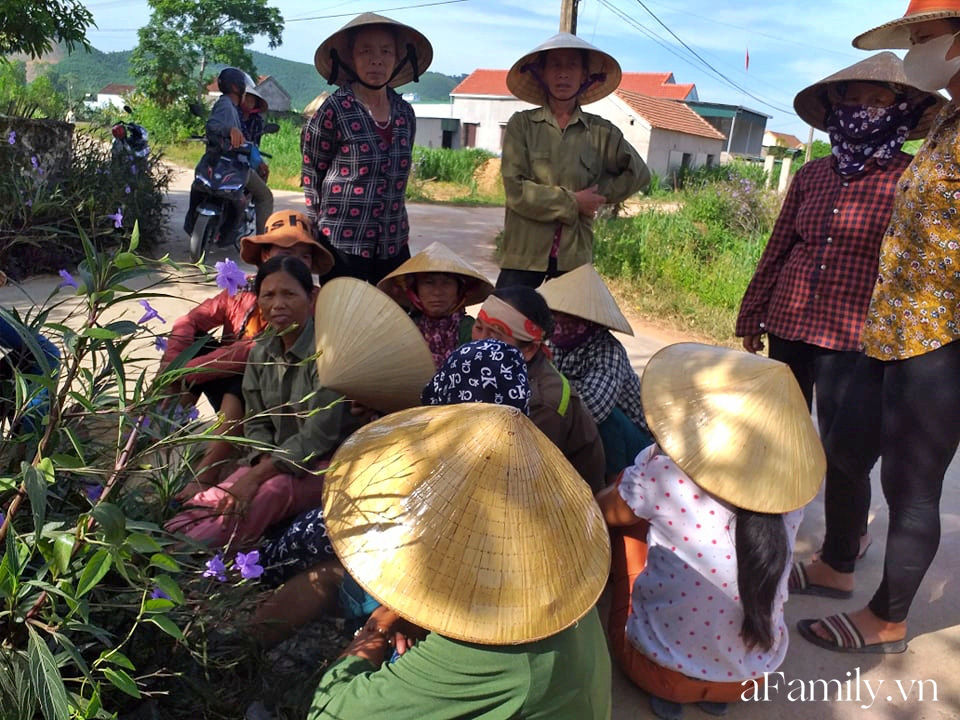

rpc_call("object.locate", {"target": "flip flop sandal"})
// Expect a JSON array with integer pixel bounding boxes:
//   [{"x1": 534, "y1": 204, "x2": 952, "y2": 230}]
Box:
[
  {"x1": 787, "y1": 562, "x2": 853, "y2": 599},
  {"x1": 797, "y1": 613, "x2": 907, "y2": 654}
]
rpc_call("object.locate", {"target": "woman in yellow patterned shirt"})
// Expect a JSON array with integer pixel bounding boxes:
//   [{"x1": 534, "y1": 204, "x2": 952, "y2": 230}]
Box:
[{"x1": 795, "y1": 2, "x2": 960, "y2": 656}]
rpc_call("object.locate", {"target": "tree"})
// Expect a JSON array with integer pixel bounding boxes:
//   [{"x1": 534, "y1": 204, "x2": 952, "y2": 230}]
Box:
[
  {"x1": 0, "y1": 0, "x2": 93, "y2": 58},
  {"x1": 131, "y1": 0, "x2": 283, "y2": 107}
]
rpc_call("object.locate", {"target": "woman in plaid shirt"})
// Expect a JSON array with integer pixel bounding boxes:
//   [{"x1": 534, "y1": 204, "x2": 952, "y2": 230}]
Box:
[
  {"x1": 304, "y1": 13, "x2": 432, "y2": 284},
  {"x1": 736, "y1": 54, "x2": 940, "y2": 571}
]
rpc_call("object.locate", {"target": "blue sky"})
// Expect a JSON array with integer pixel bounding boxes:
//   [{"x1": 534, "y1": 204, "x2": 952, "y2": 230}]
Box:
[{"x1": 85, "y1": 0, "x2": 918, "y2": 138}]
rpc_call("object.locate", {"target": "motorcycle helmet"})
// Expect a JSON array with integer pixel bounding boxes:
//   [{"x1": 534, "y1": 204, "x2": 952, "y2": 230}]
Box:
[{"x1": 217, "y1": 67, "x2": 254, "y2": 96}]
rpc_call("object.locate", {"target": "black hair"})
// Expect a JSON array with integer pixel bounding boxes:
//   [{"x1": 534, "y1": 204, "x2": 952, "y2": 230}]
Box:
[
  {"x1": 492, "y1": 286, "x2": 555, "y2": 339},
  {"x1": 254, "y1": 255, "x2": 314, "y2": 297},
  {"x1": 735, "y1": 509, "x2": 789, "y2": 651}
]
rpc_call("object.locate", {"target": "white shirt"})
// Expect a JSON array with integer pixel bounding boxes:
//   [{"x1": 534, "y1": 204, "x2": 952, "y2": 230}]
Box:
[{"x1": 618, "y1": 444, "x2": 802, "y2": 682}]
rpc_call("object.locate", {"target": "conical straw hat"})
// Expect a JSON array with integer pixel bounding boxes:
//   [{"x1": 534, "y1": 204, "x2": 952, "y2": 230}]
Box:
[
  {"x1": 539, "y1": 264, "x2": 633, "y2": 335},
  {"x1": 640, "y1": 343, "x2": 824, "y2": 514},
  {"x1": 377, "y1": 241, "x2": 494, "y2": 309},
  {"x1": 323, "y1": 404, "x2": 611, "y2": 645},
  {"x1": 853, "y1": 0, "x2": 960, "y2": 50},
  {"x1": 314, "y1": 277, "x2": 435, "y2": 412},
  {"x1": 507, "y1": 33, "x2": 621, "y2": 106}
]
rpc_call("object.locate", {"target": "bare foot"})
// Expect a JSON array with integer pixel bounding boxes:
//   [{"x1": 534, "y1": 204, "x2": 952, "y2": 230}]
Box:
[
  {"x1": 808, "y1": 606, "x2": 907, "y2": 646},
  {"x1": 799, "y1": 559, "x2": 855, "y2": 593}
]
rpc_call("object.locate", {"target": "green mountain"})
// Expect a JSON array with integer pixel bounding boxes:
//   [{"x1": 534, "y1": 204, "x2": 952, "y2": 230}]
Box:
[{"x1": 30, "y1": 45, "x2": 464, "y2": 110}]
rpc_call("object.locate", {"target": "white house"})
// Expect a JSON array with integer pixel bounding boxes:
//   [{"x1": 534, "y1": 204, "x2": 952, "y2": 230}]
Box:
[
  {"x1": 409, "y1": 102, "x2": 461, "y2": 149},
  {"x1": 447, "y1": 69, "x2": 724, "y2": 175},
  {"x1": 762, "y1": 130, "x2": 805, "y2": 157},
  {"x1": 87, "y1": 83, "x2": 136, "y2": 111}
]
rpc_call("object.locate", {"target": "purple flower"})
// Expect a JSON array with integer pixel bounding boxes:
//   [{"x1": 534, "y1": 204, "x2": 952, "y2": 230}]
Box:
[
  {"x1": 185, "y1": 406, "x2": 199, "y2": 422},
  {"x1": 124, "y1": 185, "x2": 131, "y2": 194},
  {"x1": 172, "y1": 404, "x2": 199, "y2": 424},
  {"x1": 235, "y1": 551, "x2": 264, "y2": 580},
  {"x1": 150, "y1": 586, "x2": 170, "y2": 600},
  {"x1": 58, "y1": 269, "x2": 78, "y2": 289},
  {"x1": 0, "y1": 511, "x2": 5, "y2": 526},
  {"x1": 214, "y1": 259, "x2": 247, "y2": 297},
  {"x1": 202, "y1": 554, "x2": 228, "y2": 582},
  {"x1": 131, "y1": 164, "x2": 137, "y2": 175},
  {"x1": 107, "y1": 208, "x2": 123, "y2": 229},
  {"x1": 137, "y1": 300, "x2": 165, "y2": 325},
  {"x1": 84, "y1": 483, "x2": 103, "y2": 502},
  {"x1": 7, "y1": 130, "x2": 15, "y2": 145},
  {"x1": 31, "y1": 156, "x2": 38, "y2": 169},
  {"x1": 154, "y1": 336, "x2": 168, "y2": 352}
]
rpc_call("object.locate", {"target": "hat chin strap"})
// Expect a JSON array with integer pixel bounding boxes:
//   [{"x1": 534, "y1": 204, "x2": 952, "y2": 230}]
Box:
[
  {"x1": 520, "y1": 62, "x2": 606, "y2": 103},
  {"x1": 329, "y1": 43, "x2": 422, "y2": 90}
]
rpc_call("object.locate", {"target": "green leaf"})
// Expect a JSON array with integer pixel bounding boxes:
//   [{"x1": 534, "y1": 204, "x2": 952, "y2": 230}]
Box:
[
  {"x1": 103, "y1": 320, "x2": 139, "y2": 336},
  {"x1": 102, "y1": 667, "x2": 140, "y2": 699},
  {"x1": 152, "y1": 574, "x2": 184, "y2": 604},
  {"x1": 124, "y1": 533, "x2": 162, "y2": 555},
  {"x1": 129, "y1": 221, "x2": 140, "y2": 252},
  {"x1": 146, "y1": 614, "x2": 183, "y2": 640},
  {"x1": 112, "y1": 252, "x2": 142, "y2": 270},
  {"x1": 88, "y1": 503, "x2": 125, "y2": 545},
  {"x1": 97, "y1": 649, "x2": 134, "y2": 671},
  {"x1": 75, "y1": 549, "x2": 112, "y2": 598},
  {"x1": 23, "y1": 465, "x2": 49, "y2": 540},
  {"x1": 148, "y1": 553, "x2": 181, "y2": 572},
  {"x1": 144, "y1": 598, "x2": 174, "y2": 613},
  {"x1": 81, "y1": 328, "x2": 119, "y2": 340},
  {"x1": 52, "y1": 534, "x2": 75, "y2": 576},
  {"x1": 27, "y1": 625, "x2": 70, "y2": 720}
]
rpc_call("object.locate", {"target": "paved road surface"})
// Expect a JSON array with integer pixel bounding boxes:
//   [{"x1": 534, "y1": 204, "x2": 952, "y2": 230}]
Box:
[{"x1": 3, "y1": 168, "x2": 958, "y2": 720}]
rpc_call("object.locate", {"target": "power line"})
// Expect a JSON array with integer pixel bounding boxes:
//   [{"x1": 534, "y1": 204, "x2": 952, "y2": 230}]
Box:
[{"x1": 628, "y1": 0, "x2": 796, "y2": 115}]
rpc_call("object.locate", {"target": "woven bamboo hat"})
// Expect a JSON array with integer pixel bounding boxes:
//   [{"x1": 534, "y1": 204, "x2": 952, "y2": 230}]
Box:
[
  {"x1": 854, "y1": 0, "x2": 960, "y2": 49},
  {"x1": 377, "y1": 242, "x2": 494, "y2": 309},
  {"x1": 539, "y1": 264, "x2": 633, "y2": 335},
  {"x1": 240, "y1": 211, "x2": 334, "y2": 275},
  {"x1": 314, "y1": 277, "x2": 435, "y2": 412},
  {"x1": 793, "y1": 52, "x2": 945, "y2": 140},
  {"x1": 314, "y1": 12, "x2": 433, "y2": 87},
  {"x1": 322, "y1": 403, "x2": 611, "y2": 645},
  {"x1": 507, "y1": 33, "x2": 621, "y2": 106},
  {"x1": 640, "y1": 343, "x2": 825, "y2": 514}
]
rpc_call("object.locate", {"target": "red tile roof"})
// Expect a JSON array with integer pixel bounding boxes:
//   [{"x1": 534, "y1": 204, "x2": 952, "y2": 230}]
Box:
[
  {"x1": 616, "y1": 90, "x2": 726, "y2": 140},
  {"x1": 99, "y1": 84, "x2": 136, "y2": 96},
  {"x1": 451, "y1": 70, "x2": 695, "y2": 100}
]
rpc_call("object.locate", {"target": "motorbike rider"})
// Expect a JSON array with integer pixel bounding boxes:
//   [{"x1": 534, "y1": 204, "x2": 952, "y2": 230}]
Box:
[{"x1": 185, "y1": 67, "x2": 273, "y2": 236}]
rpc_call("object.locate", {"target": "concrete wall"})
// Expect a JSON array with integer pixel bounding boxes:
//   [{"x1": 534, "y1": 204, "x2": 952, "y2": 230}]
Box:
[
  {"x1": 257, "y1": 78, "x2": 291, "y2": 113},
  {"x1": 450, "y1": 96, "x2": 531, "y2": 153}
]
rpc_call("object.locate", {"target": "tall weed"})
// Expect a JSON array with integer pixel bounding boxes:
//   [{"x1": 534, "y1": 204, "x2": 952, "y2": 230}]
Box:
[{"x1": 412, "y1": 147, "x2": 495, "y2": 187}]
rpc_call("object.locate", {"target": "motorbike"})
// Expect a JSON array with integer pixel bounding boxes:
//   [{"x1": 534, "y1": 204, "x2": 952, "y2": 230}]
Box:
[
  {"x1": 184, "y1": 104, "x2": 277, "y2": 262},
  {"x1": 110, "y1": 105, "x2": 149, "y2": 160}
]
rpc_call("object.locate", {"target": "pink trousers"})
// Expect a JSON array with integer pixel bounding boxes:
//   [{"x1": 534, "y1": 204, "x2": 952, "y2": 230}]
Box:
[{"x1": 165, "y1": 465, "x2": 326, "y2": 549}]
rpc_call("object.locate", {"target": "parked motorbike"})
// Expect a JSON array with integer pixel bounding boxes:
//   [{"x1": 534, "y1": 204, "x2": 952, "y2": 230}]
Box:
[
  {"x1": 184, "y1": 103, "x2": 277, "y2": 262},
  {"x1": 111, "y1": 105, "x2": 149, "y2": 160}
]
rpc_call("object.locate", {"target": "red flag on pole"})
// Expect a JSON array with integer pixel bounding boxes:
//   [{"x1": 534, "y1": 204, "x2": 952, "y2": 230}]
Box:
[{"x1": 745, "y1": 47, "x2": 750, "y2": 72}]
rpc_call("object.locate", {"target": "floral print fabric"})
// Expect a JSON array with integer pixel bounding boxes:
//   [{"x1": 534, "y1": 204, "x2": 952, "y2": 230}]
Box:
[
  {"x1": 826, "y1": 101, "x2": 921, "y2": 177},
  {"x1": 861, "y1": 103, "x2": 960, "y2": 360}
]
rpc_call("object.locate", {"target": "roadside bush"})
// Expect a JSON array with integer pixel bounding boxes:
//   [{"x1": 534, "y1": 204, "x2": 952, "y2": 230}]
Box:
[
  {"x1": 0, "y1": 129, "x2": 172, "y2": 281},
  {"x1": 0, "y1": 62, "x2": 67, "y2": 120},
  {"x1": 127, "y1": 98, "x2": 204, "y2": 147},
  {"x1": 412, "y1": 147, "x2": 495, "y2": 187}
]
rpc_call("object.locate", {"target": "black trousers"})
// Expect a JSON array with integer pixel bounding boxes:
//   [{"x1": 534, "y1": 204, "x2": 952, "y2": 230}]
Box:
[
  {"x1": 822, "y1": 341, "x2": 960, "y2": 622},
  {"x1": 318, "y1": 244, "x2": 411, "y2": 286},
  {"x1": 495, "y1": 257, "x2": 562, "y2": 289}
]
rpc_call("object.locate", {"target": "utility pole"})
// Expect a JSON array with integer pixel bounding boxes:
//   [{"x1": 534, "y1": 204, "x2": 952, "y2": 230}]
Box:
[
  {"x1": 804, "y1": 125, "x2": 814, "y2": 163},
  {"x1": 560, "y1": 0, "x2": 579, "y2": 34}
]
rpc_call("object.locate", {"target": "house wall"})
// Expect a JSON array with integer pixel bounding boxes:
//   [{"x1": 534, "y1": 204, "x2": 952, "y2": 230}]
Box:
[
  {"x1": 257, "y1": 78, "x2": 291, "y2": 112},
  {"x1": 92, "y1": 93, "x2": 127, "y2": 111},
  {"x1": 644, "y1": 129, "x2": 724, "y2": 176},
  {"x1": 450, "y1": 96, "x2": 531, "y2": 153}
]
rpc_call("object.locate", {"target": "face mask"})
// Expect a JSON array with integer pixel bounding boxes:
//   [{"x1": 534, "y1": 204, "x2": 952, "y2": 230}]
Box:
[{"x1": 904, "y1": 31, "x2": 960, "y2": 92}]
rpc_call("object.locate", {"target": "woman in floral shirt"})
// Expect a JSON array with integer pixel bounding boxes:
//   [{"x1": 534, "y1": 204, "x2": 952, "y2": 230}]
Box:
[
  {"x1": 304, "y1": 13, "x2": 431, "y2": 284},
  {"x1": 796, "y1": 4, "x2": 960, "y2": 656}
]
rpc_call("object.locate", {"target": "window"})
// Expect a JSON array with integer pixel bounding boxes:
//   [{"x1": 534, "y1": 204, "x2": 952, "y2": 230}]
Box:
[{"x1": 464, "y1": 123, "x2": 479, "y2": 148}]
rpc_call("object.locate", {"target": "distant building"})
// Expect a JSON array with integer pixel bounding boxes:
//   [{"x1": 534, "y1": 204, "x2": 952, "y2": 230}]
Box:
[
  {"x1": 409, "y1": 103, "x2": 460, "y2": 149},
  {"x1": 762, "y1": 130, "x2": 805, "y2": 157},
  {"x1": 447, "y1": 68, "x2": 722, "y2": 175},
  {"x1": 87, "y1": 84, "x2": 136, "y2": 111},
  {"x1": 685, "y1": 101, "x2": 771, "y2": 158}
]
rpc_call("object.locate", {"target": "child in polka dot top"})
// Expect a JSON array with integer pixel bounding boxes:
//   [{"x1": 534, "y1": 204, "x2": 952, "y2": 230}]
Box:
[{"x1": 597, "y1": 343, "x2": 824, "y2": 720}]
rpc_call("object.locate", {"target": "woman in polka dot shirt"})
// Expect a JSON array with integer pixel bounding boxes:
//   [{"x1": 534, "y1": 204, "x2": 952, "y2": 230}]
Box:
[{"x1": 596, "y1": 343, "x2": 824, "y2": 720}]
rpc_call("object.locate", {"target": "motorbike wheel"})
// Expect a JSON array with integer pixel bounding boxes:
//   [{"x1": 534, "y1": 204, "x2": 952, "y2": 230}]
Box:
[{"x1": 189, "y1": 215, "x2": 217, "y2": 262}]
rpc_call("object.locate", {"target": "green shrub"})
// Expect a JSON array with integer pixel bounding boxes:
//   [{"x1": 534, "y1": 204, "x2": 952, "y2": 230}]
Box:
[
  {"x1": 0, "y1": 130, "x2": 172, "y2": 281},
  {"x1": 412, "y1": 147, "x2": 494, "y2": 187},
  {"x1": 126, "y1": 98, "x2": 204, "y2": 147},
  {"x1": 0, "y1": 62, "x2": 67, "y2": 119}
]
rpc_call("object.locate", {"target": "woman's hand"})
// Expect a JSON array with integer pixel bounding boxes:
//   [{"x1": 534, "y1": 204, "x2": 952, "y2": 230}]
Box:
[
  {"x1": 342, "y1": 605, "x2": 428, "y2": 665},
  {"x1": 742, "y1": 334, "x2": 765, "y2": 354},
  {"x1": 215, "y1": 459, "x2": 276, "y2": 516}
]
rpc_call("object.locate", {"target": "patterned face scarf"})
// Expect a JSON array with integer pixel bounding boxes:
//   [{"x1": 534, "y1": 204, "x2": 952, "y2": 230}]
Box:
[
  {"x1": 551, "y1": 314, "x2": 600, "y2": 350},
  {"x1": 415, "y1": 312, "x2": 465, "y2": 369},
  {"x1": 420, "y1": 338, "x2": 531, "y2": 414},
  {"x1": 826, "y1": 101, "x2": 923, "y2": 176}
]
